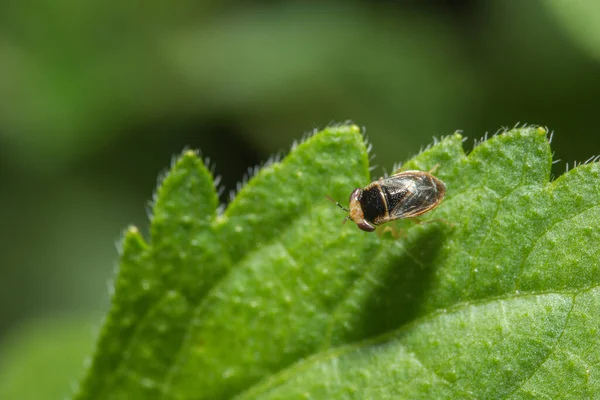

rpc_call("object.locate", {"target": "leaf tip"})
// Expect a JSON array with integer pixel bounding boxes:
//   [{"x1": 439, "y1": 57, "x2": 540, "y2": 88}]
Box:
[
  {"x1": 173, "y1": 149, "x2": 205, "y2": 171},
  {"x1": 183, "y1": 149, "x2": 198, "y2": 159},
  {"x1": 149, "y1": 147, "x2": 219, "y2": 233},
  {"x1": 119, "y1": 225, "x2": 147, "y2": 256},
  {"x1": 504, "y1": 124, "x2": 548, "y2": 139},
  {"x1": 535, "y1": 126, "x2": 549, "y2": 136},
  {"x1": 322, "y1": 122, "x2": 364, "y2": 140},
  {"x1": 349, "y1": 124, "x2": 361, "y2": 133}
]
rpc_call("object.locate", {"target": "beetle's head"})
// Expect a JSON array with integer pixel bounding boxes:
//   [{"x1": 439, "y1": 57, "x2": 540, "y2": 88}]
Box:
[{"x1": 348, "y1": 188, "x2": 375, "y2": 232}]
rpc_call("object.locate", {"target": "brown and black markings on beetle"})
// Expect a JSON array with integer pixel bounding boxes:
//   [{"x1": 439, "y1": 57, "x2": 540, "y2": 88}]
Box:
[{"x1": 327, "y1": 170, "x2": 446, "y2": 233}]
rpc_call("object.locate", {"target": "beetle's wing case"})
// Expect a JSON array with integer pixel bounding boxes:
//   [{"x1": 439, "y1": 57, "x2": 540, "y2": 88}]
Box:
[{"x1": 377, "y1": 170, "x2": 446, "y2": 222}]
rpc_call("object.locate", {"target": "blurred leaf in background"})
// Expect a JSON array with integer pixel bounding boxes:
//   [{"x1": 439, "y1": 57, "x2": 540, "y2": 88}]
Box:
[
  {"x1": 1, "y1": 0, "x2": 600, "y2": 398},
  {"x1": 0, "y1": 315, "x2": 97, "y2": 399},
  {"x1": 543, "y1": 0, "x2": 600, "y2": 63}
]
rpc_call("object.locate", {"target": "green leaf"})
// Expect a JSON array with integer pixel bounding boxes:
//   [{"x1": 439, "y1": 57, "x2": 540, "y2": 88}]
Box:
[{"x1": 74, "y1": 124, "x2": 600, "y2": 399}]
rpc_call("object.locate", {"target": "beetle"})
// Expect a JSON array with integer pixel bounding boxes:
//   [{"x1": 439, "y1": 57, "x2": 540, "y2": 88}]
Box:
[{"x1": 327, "y1": 170, "x2": 446, "y2": 232}]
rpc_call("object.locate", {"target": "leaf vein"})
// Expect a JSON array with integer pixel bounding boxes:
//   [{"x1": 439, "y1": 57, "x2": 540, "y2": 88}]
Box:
[{"x1": 501, "y1": 293, "x2": 576, "y2": 398}]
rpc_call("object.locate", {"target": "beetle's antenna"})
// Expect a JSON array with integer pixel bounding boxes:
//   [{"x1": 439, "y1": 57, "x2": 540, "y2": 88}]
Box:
[{"x1": 325, "y1": 195, "x2": 349, "y2": 212}]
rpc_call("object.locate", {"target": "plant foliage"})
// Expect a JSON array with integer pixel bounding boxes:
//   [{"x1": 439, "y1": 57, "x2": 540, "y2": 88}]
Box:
[{"x1": 74, "y1": 124, "x2": 600, "y2": 399}]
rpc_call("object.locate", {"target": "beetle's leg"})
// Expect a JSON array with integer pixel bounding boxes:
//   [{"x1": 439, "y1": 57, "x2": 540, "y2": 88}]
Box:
[
  {"x1": 376, "y1": 223, "x2": 407, "y2": 239},
  {"x1": 409, "y1": 217, "x2": 455, "y2": 227},
  {"x1": 427, "y1": 164, "x2": 441, "y2": 174}
]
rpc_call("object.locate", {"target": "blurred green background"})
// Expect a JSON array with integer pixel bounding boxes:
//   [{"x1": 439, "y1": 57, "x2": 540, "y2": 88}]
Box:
[{"x1": 1, "y1": 0, "x2": 600, "y2": 397}]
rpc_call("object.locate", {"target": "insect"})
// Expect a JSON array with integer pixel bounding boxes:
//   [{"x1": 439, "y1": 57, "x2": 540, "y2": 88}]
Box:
[{"x1": 327, "y1": 170, "x2": 446, "y2": 232}]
